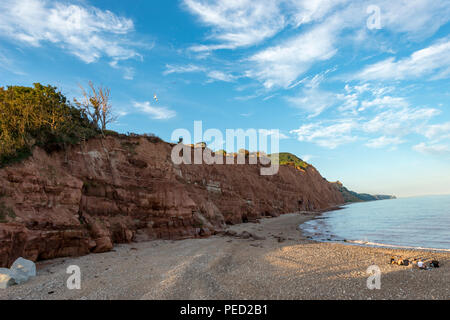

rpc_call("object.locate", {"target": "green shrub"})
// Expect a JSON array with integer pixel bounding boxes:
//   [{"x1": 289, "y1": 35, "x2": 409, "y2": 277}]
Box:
[
  {"x1": 0, "y1": 83, "x2": 99, "y2": 167},
  {"x1": 103, "y1": 129, "x2": 120, "y2": 137}
]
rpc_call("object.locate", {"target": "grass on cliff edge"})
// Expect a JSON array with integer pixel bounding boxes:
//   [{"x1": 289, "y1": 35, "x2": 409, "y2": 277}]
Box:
[{"x1": 269, "y1": 153, "x2": 309, "y2": 170}]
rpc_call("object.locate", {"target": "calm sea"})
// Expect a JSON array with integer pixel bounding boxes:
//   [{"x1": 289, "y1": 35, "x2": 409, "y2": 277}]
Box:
[{"x1": 301, "y1": 195, "x2": 450, "y2": 251}]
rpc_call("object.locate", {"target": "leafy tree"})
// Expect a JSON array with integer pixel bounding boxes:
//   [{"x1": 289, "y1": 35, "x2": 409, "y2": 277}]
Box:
[{"x1": 0, "y1": 83, "x2": 99, "y2": 166}]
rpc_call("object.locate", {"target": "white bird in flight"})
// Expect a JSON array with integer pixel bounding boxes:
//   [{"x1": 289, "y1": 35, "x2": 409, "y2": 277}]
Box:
[{"x1": 153, "y1": 94, "x2": 158, "y2": 102}]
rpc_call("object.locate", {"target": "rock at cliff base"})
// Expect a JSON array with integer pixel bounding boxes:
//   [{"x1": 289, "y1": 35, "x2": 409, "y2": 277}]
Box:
[
  {"x1": 239, "y1": 231, "x2": 251, "y2": 239},
  {"x1": 10, "y1": 257, "x2": 36, "y2": 284},
  {"x1": 0, "y1": 268, "x2": 16, "y2": 289},
  {"x1": 249, "y1": 232, "x2": 266, "y2": 240}
]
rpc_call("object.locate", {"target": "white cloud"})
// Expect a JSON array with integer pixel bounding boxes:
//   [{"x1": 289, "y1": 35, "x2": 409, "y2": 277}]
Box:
[
  {"x1": 133, "y1": 101, "x2": 176, "y2": 120},
  {"x1": 286, "y1": 88, "x2": 336, "y2": 117},
  {"x1": 246, "y1": 19, "x2": 339, "y2": 88},
  {"x1": 0, "y1": 0, "x2": 139, "y2": 64},
  {"x1": 365, "y1": 136, "x2": 405, "y2": 149},
  {"x1": 290, "y1": 120, "x2": 357, "y2": 149},
  {"x1": 360, "y1": 96, "x2": 409, "y2": 111},
  {"x1": 290, "y1": 95, "x2": 441, "y2": 149},
  {"x1": 423, "y1": 122, "x2": 450, "y2": 141},
  {"x1": 183, "y1": 0, "x2": 285, "y2": 51},
  {"x1": 287, "y1": 0, "x2": 350, "y2": 27},
  {"x1": 182, "y1": 0, "x2": 450, "y2": 90},
  {"x1": 163, "y1": 64, "x2": 205, "y2": 75},
  {"x1": 353, "y1": 37, "x2": 450, "y2": 81},
  {"x1": 344, "y1": 83, "x2": 395, "y2": 97},
  {"x1": 163, "y1": 64, "x2": 236, "y2": 83},
  {"x1": 413, "y1": 142, "x2": 450, "y2": 155},
  {"x1": 337, "y1": 92, "x2": 359, "y2": 114},
  {"x1": 362, "y1": 107, "x2": 440, "y2": 136},
  {"x1": 206, "y1": 70, "x2": 236, "y2": 82},
  {"x1": 376, "y1": 0, "x2": 450, "y2": 39},
  {"x1": 109, "y1": 60, "x2": 135, "y2": 80}
]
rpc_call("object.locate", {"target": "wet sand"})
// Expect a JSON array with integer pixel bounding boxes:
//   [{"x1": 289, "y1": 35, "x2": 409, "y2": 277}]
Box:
[{"x1": 1, "y1": 213, "x2": 449, "y2": 300}]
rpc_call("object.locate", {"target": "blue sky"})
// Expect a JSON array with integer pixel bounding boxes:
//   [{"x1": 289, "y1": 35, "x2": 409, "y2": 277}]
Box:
[{"x1": 1, "y1": 0, "x2": 450, "y2": 197}]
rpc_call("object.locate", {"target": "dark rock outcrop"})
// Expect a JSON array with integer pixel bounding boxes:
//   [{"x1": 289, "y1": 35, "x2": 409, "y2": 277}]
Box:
[{"x1": 331, "y1": 181, "x2": 396, "y2": 203}]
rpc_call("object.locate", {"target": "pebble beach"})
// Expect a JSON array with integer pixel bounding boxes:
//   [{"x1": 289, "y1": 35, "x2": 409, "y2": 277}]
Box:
[{"x1": 1, "y1": 213, "x2": 449, "y2": 300}]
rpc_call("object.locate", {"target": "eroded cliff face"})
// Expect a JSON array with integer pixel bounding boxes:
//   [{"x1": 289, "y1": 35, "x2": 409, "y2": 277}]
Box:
[{"x1": 0, "y1": 136, "x2": 344, "y2": 267}]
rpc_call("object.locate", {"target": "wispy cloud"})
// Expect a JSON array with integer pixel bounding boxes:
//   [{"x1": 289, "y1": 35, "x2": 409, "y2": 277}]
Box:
[
  {"x1": 163, "y1": 64, "x2": 236, "y2": 82},
  {"x1": 413, "y1": 142, "x2": 450, "y2": 155},
  {"x1": 360, "y1": 96, "x2": 409, "y2": 111},
  {"x1": 362, "y1": 107, "x2": 440, "y2": 136},
  {"x1": 246, "y1": 19, "x2": 339, "y2": 89},
  {"x1": 206, "y1": 70, "x2": 236, "y2": 82},
  {"x1": 353, "y1": 37, "x2": 450, "y2": 81},
  {"x1": 290, "y1": 93, "x2": 441, "y2": 149},
  {"x1": 133, "y1": 101, "x2": 176, "y2": 120},
  {"x1": 290, "y1": 120, "x2": 358, "y2": 149},
  {"x1": 163, "y1": 64, "x2": 205, "y2": 75},
  {"x1": 286, "y1": 88, "x2": 337, "y2": 118},
  {"x1": 375, "y1": 0, "x2": 450, "y2": 39},
  {"x1": 0, "y1": 0, "x2": 140, "y2": 66},
  {"x1": 424, "y1": 122, "x2": 450, "y2": 141},
  {"x1": 365, "y1": 136, "x2": 405, "y2": 149},
  {"x1": 182, "y1": 0, "x2": 450, "y2": 91},
  {"x1": 183, "y1": 0, "x2": 285, "y2": 52},
  {"x1": 0, "y1": 48, "x2": 26, "y2": 75}
]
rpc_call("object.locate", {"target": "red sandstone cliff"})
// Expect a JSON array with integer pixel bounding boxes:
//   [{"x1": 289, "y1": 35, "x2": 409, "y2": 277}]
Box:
[{"x1": 0, "y1": 136, "x2": 344, "y2": 267}]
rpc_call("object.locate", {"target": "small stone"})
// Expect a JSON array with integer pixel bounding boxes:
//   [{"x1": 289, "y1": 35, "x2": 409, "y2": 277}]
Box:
[
  {"x1": 225, "y1": 230, "x2": 237, "y2": 237},
  {"x1": 277, "y1": 237, "x2": 286, "y2": 243},
  {"x1": 240, "y1": 231, "x2": 251, "y2": 239},
  {"x1": 250, "y1": 233, "x2": 266, "y2": 240}
]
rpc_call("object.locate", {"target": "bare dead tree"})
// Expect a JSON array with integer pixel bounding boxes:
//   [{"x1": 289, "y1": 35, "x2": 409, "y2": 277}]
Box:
[{"x1": 74, "y1": 81, "x2": 117, "y2": 133}]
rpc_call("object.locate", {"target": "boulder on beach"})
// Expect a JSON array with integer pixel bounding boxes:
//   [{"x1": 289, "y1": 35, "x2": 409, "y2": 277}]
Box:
[
  {"x1": 11, "y1": 257, "x2": 36, "y2": 284},
  {"x1": 0, "y1": 257, "x2": 36, "y2": 288},
  {"x1": 0, "y1": 268, "x2": 16, "y2": 289}
]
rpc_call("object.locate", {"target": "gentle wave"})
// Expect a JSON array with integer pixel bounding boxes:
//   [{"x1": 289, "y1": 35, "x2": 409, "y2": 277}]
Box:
[
  {"x1": 346, "y1": 240, "x2": 450, "y2": 252},
  {"x1": 301, "y1": 195, "x2": 450, "y2": 251}
]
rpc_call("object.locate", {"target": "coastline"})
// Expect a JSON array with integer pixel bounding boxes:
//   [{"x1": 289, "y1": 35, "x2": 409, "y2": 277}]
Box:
[
  {"x1": 1, "y1": 212, "x2": 449, "y2": 300},
  {"x1": 304, "y1": 197, "x2": 450, "y2": 253}
]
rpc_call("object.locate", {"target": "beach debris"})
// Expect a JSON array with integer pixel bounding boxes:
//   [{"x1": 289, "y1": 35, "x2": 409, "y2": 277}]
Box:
[
  {"x1": 0, "y1": 257, "x2": 37, "y2": 288},
  {"x1": 274, "y1": 235, "x2": 286, "y2": 243},
  {"x1": 430, "y1": 260, "x2": 440, "y2": 268},
  {"x1": 0, "y1": 269, "x2": 16, "y2": 289}
]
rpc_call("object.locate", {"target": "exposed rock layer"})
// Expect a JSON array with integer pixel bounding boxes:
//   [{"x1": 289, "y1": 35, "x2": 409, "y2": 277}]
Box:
[{"x1": 0, "y1": 136, "x2": 344, "y2": 267}]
